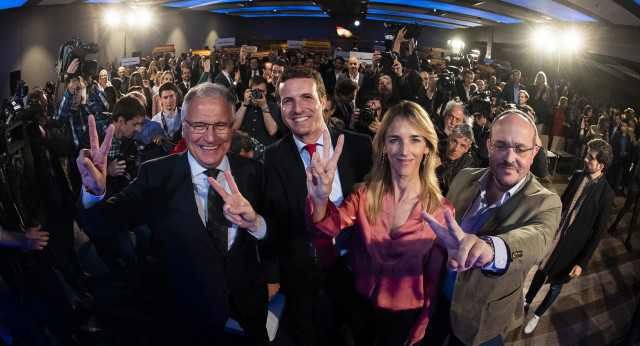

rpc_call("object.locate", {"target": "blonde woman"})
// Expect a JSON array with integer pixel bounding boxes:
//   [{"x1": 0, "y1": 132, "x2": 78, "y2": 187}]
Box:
[{"x1": 306, "y1": 101, "x2": 452, "y2": 345}]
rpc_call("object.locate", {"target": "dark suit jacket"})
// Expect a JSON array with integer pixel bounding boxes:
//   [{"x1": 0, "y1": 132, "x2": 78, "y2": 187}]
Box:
[
  {"x1": 77, "y1": 152, "x2": 270, "y2": 335},
  {"x1": 214, "y1": 71, "x2": 240, "y2": 103},
  {"x1": 323, "y1": 67, "x2": 344, "y2": 96},
  {"x1": 240, "y1": 64, "x2": 262, "y2": 87},
  {"x1": 263, "y1": 128, "x2": 372, "y2": 289},
  {"x1": 502, "y1": 82, "x2": 526, "y2": 105},
  {"x1": 541, "y1": 171, "x2": 613, "y2": 283},
  {"x1": 337, "y1": 72, "x2": 364, "y2": 87},
  {"x1": 178, "y1": 81, "x2": 191, "y2": 97}
]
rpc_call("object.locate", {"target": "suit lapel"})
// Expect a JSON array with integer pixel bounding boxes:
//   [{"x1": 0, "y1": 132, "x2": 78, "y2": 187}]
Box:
[
  {"x1": 281, "y1": 134, "x2": 309, "y2": 205},
  {"x1": 173, "y1": 152, "x2": 227, "y2": 256}
]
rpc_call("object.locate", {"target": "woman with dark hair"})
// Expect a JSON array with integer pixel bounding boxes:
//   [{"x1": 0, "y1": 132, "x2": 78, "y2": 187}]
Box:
[
  {"x1": 129, "y1": 71, "x2": 153, "y2": 117},
  {"x1": 306, "y1": 100, "x2": 452, "y2": 345}
]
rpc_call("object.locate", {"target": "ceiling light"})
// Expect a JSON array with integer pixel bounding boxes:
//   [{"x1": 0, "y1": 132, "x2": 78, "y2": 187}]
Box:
[{"x1": 354, "y1": 20, "x2": 360, "y2": 26}]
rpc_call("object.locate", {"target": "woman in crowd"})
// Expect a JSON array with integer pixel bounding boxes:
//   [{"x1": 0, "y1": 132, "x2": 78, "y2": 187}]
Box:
[
  {"x1": 152, "y1": 70, "x2": 176, "y2": 116},
  {"x1": 129, "y1": 71, "x2": 153, "y2": 117},
  {"x1": 550, "y1": 96, "x2": 568, "y2": 150},
  {"x1": 98, "y1": 69, "x2": 110, "y2": 91},
  {"x1": 305, "y1": 100, "x2": 452, "y2": 346},
  {"x1": 571, "y1": 106, "x2": 592, "y2": 170}
]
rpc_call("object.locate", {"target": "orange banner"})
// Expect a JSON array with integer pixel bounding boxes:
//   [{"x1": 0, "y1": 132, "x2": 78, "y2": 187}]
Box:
[
  {"x1": 153, "y1": 45, "x2": 175, "y2": 53},
  {"x1": 191, "y1": 50, "x2": 211, "y2": 57},
  {"x1": 269, "y1": 43, "x2": 287, "y2": 51},
  {"x1": 224, "y1": 47, "x2": 242, "y2": 54},
  {"x1": 252, "y1": 51, "x2": 270, "y2": 58},
  {"x1": 303, "y1": 39, "x2": 331, "y2": 53}
]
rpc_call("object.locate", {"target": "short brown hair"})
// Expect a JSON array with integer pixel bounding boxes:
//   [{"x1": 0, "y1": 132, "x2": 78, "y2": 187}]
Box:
[{"x1": 276, "y1": 66, "x2": 326, "y2": 103}]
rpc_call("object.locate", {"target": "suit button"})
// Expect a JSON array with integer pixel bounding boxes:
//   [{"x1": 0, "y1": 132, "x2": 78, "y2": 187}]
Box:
[{"x1": 511, "y1": 250, "x2": 523, "y2": 259}]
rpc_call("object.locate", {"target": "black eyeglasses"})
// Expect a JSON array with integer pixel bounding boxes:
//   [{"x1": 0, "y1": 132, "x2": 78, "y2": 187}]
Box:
[
  {"x1": 184, "y1": 119, "x2": 232, "y2": 135},
  {"x1": 489, "y1": 140, "x2": 537, "y2": 157}
]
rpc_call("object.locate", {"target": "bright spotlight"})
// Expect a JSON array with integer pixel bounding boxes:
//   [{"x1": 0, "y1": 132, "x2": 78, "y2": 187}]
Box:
[
  {"x1": 562, "y1": 30, "x2": 582, "y2": 51},
  {"x1": 139, "y1": 9, "x2": 152, "y2": 26},
  {"x1": 126, "y1": 12, "x2": 136, "y2": 25},
  {"x1": 448, "y1": 39, "x2": 465, "y2": 54},
  {"x1": 531, "y1": 28, "x2": 548, "y2": 48},
  {"x1": 354, "y1": 20, "x2": 360, "y2": 26},
  {"x1": 105, "y1": 9, "x2": 119, "y2": 25}
]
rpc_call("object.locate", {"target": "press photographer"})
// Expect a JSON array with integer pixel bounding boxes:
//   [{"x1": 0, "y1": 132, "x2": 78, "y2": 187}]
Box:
[
  {"x1": 0, "y1": 88, "x2": 101, "y2": 344},
  {"x1": 233, "y1": 75, "x2": 285, "y2": 147}
]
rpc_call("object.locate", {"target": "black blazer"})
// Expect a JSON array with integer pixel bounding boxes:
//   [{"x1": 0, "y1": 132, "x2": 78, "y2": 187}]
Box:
[
  {"x1": 77, "y1": 152, "x2": 270, "y2": 333},
  {"x1": 502, "y1": 82, "x2": 526, "y2": 105},
  {"x1": 178, "y1": 81, "x2": 191, "y2": 97},
  {"x1": 263, "y1": 127, "x2": 372, "y2": 289},
  {"x1": 542, "y1": 171, "x2": 613, "y2": 283}
]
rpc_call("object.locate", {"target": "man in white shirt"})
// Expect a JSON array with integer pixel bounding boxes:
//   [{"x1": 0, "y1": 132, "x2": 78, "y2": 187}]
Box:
[
  {"x1": 76, "y1": 83, "x2": 272, "y2": 345},
  {"x1": 338, "y1": 56, "x2": 363, "y2": 86}
]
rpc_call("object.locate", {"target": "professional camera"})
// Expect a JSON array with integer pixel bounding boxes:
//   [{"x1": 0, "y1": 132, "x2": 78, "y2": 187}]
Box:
[
  {"x1": 118, "y1": 139, "x2": 141, "y2": 179},
  {"x1": 468, "y1": 91, "x2": 492, "y2": 117},
  {"x1": 436, "y1": 66, "x2": 461, "y2": 94},
  {"x1": 445, "y1": 54, "x2": 471, "y2": 69},
  {"x1": 251, "y1": 89, "x2": 263, "y2": 100},
  {"x1": 358, "y1": 107, "x2": 377, "y2": 127},
  {"x1": 57, "y1": 37, "x2": 100, "y2": 78},
  {"x1": 380, "y1": 51, "x2": 398, "y2": 69},
  {"x1": 384, "y1": 22, "x2": 422, "y2": 39}
]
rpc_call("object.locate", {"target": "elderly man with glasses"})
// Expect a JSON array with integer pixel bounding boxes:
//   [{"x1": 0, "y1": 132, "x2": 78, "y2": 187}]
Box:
[{"x1": 75, "y1": 82, "x2": 274, "y2": 346}]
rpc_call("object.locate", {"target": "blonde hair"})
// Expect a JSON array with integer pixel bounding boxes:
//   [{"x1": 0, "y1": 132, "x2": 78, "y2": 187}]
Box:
[{"x1": 357, "y1": 101, "x2": 442, "y2": 224}]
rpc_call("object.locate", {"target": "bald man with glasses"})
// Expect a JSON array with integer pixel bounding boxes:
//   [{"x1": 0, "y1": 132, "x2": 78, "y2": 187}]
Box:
[{"x1": 423, "y1": 110, "x2": 561, "y2": 346}]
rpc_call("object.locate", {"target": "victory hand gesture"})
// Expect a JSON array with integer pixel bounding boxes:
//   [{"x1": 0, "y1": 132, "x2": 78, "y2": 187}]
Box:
[
  {"x1": 306, "y1": 130, "x2": 344, "y2": 220},
  {"x1": 421, "y1": 209, "x2": 493, "y2": 272},
  {"x1": 208, "y1": 170, "x2": 261, "y2": 232},
  {"x1": 76, "y1": 115, "x2": 114, "y2": 196}
]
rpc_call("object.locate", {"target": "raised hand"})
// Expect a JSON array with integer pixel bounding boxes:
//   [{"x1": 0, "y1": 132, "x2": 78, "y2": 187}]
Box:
[
  {"x1": 76, "y1": 115, "x2": 114, "y2": 195},
  {"x1": 306, "y1": 130, "x2": 344, "y2": 218},
  {"x1": 421, "y1": 209, "x2": 493, "y2": 272},
  {"x1": 208, "y1": 170, "x2": 261, "y2": 232}
]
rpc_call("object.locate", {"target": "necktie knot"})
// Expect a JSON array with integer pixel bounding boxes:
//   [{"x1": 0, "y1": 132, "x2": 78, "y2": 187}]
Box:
[
  {"x1": 303, "y1": 144, "x2": 318, "y2": 157},
  {"x1": 204, "y1": 168, "x2": 221, "y2": 179}
]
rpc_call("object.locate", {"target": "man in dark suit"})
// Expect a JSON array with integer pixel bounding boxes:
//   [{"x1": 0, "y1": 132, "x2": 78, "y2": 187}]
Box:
[
  {"x1": 76, "y1": 83, "x2": 272, "y2": 345},
  {"x1": 240, "y1": 57, "x2": 262, "y2": 87},
  {"x1": 323, "y1": 56, "x2": 345, "y2": 97},
  {"x1": 607, "y1": 118, "x2": 635, "y2": 194},
  {"x1": 178, "y1": 66, "x2": 193, "y2": 97},
  {"x1": 337, "y1": 56, "x2": 364, "y2": 87},
  {"x1": 502, "y1": 70, "x2": 526, "y2": 105},
  {"x1": 451, "y1": 69, "x2": 474, "y2": 104},
  {"x1": 214, "y1": 58, "x2": 241, "y2": 104},
  {"x1": 264, "y1": 67, "x2": 372, "y2": 346},
  {"x1": 522, "y1": 138, "x2": 613, "y2": 334}
]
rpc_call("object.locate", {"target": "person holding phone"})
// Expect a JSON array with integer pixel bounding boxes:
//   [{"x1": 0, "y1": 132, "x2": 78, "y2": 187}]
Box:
[{"x1": 233, "y1": 75, "x2": 286, "y2": 148}]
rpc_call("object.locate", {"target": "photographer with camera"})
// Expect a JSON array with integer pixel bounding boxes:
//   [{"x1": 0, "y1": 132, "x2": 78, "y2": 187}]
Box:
[
  {"x1": 54, "y1": 58, "x2": 109, "y2": 189},
  {"x1": 233, "y1": 75, "x2": 285, "y2": 147},
  {"x1": 350, "y1": 92, "x2": 384, "y2": 138}
]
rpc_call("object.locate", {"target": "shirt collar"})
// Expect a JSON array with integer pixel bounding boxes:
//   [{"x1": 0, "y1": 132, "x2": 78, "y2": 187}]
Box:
[
  {"x1": 293, "y1": 125, "x2": 330, "y2": 154},
  {"x1": 477, "y1": 169, "x2": 527, "y2": 207},
  {"x1": 187, "y1": 151, "x2": 230, "y2": 178}
]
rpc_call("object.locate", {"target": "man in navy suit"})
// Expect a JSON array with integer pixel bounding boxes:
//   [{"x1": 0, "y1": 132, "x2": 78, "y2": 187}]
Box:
[
  {"x1": 76, "y1": 83, "x2": 272, "y2": 345},
  {"x1": 264, "y1": 67, "x2": 372, "y2": 345}
]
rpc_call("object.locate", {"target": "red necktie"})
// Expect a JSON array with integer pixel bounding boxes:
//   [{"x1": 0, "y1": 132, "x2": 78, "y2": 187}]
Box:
[{"x1": 303, "y1": 143, "x2": 336, "y2": 268}]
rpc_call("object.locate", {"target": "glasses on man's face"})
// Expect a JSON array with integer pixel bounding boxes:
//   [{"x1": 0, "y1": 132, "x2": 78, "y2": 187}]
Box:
[
  {"x1": 489, "y1": 140, "x2": 537, "y2": 157},
  {"x1": 184, "y1": 119, "x2": 232, "y2": 135}
]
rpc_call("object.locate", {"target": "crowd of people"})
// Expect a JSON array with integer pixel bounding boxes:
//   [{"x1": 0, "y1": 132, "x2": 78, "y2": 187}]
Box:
[{"x1": 0, "y1": 26, "x2": 639, "y2": 346}]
